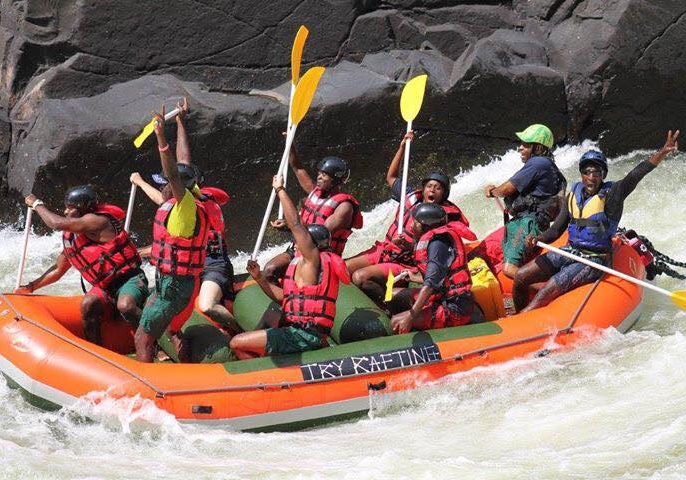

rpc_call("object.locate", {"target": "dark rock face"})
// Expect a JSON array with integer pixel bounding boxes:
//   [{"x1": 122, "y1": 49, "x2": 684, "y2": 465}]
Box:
[{"x1": 1, "y1": 0, "x2": 685, "y2": 250}]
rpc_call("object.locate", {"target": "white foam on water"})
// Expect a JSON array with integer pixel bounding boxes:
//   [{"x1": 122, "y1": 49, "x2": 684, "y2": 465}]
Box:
[{"x1": 1, "y1": 144, "x2": 686, "y2": 479}]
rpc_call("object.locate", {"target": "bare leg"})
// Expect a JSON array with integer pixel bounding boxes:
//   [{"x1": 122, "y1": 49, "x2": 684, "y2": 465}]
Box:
[
  {"x1": 134, "y1": 327, "x2": 156, "y2": 363},
  {"x1": 513, "y1": 257, "x2": 553, "y2": 312},
  {"x1": 345, "y1": 252, "x2": 372, "y2": 274},
  {"x1": 117, "y1": 294, "x2": 143, "y2": 328},
  {"x1": 81, "y1": 294, "x2": 104, "y2": 345},
  {"x1": 352, "y1": 265, "x2": 390, "y2": 305},
  {"x1": 198, "y1": 280, "x2": 239, "y2": 332},
  {"x1": 229, "y1": 330, "x2": 268, "y2": 360},
  {"x1": 502, "y1": 262, "x2": 519, "y2": 279},
  {"x1": 520, "y1": 280, "x2": 563, "y2": 313}
]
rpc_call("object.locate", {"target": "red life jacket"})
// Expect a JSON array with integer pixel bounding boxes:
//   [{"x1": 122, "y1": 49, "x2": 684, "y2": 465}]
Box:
[
  {"x1": 150, "y1": 197, "x2": 209, "y2": 276},
  {"x1": 380, "y1": 190, "x2": 475, "y2": 264},
  {"x1": 200, "y1": 187, "x2": 230, "y2": 256},
  {"x1": 62, "y1": 204, "x2": 141, "y2": 289},
  {"x1": 299, "y1": 187, "x2": 363, "y2": 255},
  {"x1": 282, "y1": 251, "x2": 350, "y2": 334},
  {"x1": 414, "y1": 222, "x2": 475, "y2": 302}
]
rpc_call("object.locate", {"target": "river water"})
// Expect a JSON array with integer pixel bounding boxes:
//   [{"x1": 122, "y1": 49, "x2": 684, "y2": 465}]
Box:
[{"x1": 1, "y1": 144, "x2": 685, "y2": 479}]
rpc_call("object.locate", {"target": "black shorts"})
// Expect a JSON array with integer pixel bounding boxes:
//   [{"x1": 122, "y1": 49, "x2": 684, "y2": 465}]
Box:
[{"x1": 202, "y1": 253, "x2": 235, "y2": 300}]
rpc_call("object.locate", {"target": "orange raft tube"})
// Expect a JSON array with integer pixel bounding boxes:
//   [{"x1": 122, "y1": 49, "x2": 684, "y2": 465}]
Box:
[{"x1": 0, "y1": 239, "x2": 645, "y2": 432}]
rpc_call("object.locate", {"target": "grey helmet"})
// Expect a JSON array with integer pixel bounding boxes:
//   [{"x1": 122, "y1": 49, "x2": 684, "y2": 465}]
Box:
[
  {"x1": 317, "y1": 156, "x2": 350, "y2": 184},
  {"x1": 64, "y1": 185, "x2": 98, "y2": 213},
  {"x1": 306, "y1": 224, "x2": 331, "y2": 250},
  {"x1": 412, "y1": 202, "x2": 447, "y2": 227},
  {"x1": 422, "y1": 172, "x2": 451, "y2": 191}
]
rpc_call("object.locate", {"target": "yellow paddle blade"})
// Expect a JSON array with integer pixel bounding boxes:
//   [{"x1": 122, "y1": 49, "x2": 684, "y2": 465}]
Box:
[
  {"x1": 290, "y1": 66, "x2": 325, "y2": 125},
  {"x1": 672, "y1": 290, "x2": 686, "y2": 310},
  {"x1": 400, "y1": 74, "x2": 428, "y2": 122},
  {"x1": 291, "y1": 25, "x2": 309, "y2": 86},
  {"x1": 133, "y1": 119, "x2": 155, "y2": 148},
  {"x1": 384, "y1": 271, "x2": 395, "y2": 302}
]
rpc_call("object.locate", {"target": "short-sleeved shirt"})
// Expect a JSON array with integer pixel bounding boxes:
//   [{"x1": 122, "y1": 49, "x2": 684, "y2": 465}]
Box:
[
  {"x1": 509, "y1": 156, "x2": 562, "y2": 199},
  {"x1": 167, "y1": 189, "x2": 198, "y2": 238},
  {"x1": 391, "y1": 178, "x2": 416, "y2": 202},
  {"x1": 423, "y1": 236, "x2": 455, "y2": 290}
]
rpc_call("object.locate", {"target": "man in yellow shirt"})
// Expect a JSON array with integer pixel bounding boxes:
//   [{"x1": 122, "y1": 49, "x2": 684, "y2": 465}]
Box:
[{"x1": 134, "y1": 107, "x2": 210, "y2": 362}]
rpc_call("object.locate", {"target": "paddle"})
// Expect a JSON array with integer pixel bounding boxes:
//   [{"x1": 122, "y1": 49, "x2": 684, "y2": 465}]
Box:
[
  {"x1": 15, "y1": 207, "x2": 33, "y2": 290},
  {"x1": 251, "y1": 66, "x2": 326, "y2": 260},
  {"x1": 385, "y1": 270, "x2": 409, "y2": 302},
  {"x1": 124, "y1": 184, "x2": 137, "y2": 232},
  {"x1": 537, "y1": 241, "x2": 686, "y2": 310},
  {"x1": 493, "y1": 196, "x2": 509, "y2": 225},
  {"x1": 279, "y1": 25, "x2": 309, "y2": 221},
  {"x1": 397, "y1": 74, "x2": 428, "y2": 235},
  {"x1": 133, "y1": 107, "x2": 181, "y2": 148}
]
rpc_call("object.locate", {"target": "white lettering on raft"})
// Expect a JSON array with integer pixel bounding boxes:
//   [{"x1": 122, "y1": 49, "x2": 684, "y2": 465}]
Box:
[{"x1": 300, "y1": 344, "x2": 442, "y2": 381}]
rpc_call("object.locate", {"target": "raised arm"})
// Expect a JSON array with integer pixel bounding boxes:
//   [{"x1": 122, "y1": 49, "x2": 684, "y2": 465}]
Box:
[
  {"x1": 274, "y1": 174, "x2": 319, "y2": 265},
  {"x1": 288, "y1": 144, "x2": 316, "y2": 193},
  {"x1": 153, "y1": 107, "x2": 185, "y2": 203},
  {"x1": 246, "y1": 259, "x2": 283, "y2": 302},
  {"x1": 387, "y1": 131, "x2": 414, "y2": 187},
  {"x1": 649, "y1": 129, "x2": 679, "y2": 167},
  {"x1": 175, "y1": 97, "x2": 191, "y2": 165},
  {"x1": 130, "y1": 172, "x2": 164, "y2": 206}
]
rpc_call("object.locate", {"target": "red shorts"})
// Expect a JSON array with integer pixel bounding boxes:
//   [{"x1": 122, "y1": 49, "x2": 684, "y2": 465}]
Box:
[
  {"x1": 363, "y1": 241, "x2": 412, "y2": 276},
  {"x1": 86, "y1": 286, "x2": 116, "y2": 323},
  {"x1": 411, "y1": 290, "x2": 472, "y2": 330}
]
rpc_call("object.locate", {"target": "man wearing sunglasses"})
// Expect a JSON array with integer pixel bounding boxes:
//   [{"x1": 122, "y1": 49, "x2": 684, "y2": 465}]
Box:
[
  {"x1": 512, "y1": 130, "x2": 680, "y2": 312},
  {"x1": 485, "y1": 124, "x2": 567, "y2": 279}
]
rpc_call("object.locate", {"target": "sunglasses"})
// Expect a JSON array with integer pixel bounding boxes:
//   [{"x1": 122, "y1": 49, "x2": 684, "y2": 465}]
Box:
[{"x1": 581, "y1": 168, "x2": 602, "y2": 177}]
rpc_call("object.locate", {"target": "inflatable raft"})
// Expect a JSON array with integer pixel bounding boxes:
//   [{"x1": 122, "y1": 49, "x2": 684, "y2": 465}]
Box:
[{"x1": 0, "y1": 237, "x2": 645, "y2": 431}]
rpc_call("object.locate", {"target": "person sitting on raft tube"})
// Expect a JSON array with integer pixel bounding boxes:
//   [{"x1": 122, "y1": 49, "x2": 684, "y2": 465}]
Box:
[
  {"x1": 231, "y1": 174, "x2": 351, "y2": 359},
  {"x1": 262, "y1": 143, "x2": 363, "y2": 284},
  {"x1": 513, "y1": 130, "x2": 680, "y2": 313},
  {"x1": 130, "y1": 98, "x2": 238, "y2": 335},
  {"x1": 484, "y1": 124, "x2": 567, "y2": 279},
  {"x1": 134, "y1": 107, "x2": 210, "y2": 363},
  {"x1": 16, "y1": 186, "x2": 149, "y2": 346},
  {"x1": 388, "y1": 203, "x2": 484, "y2": 334},
  {"x1": 345, "y1": 130, "x2": 472, "y2": 304}
]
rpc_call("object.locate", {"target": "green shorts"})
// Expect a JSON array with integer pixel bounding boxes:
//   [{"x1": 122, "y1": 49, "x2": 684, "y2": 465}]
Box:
[
  {"x1": 139, "y1": 274, "x2": 197, "y2": 339},
  {"x1": 502, "y1": 216, "x2": 541, "y2": 267},
  {"x1": 115, "y1": 270, "x2": 149, "y2": 307},
  {"x1": 265, "y1": 325, "x2": 326, "y2": 355}
]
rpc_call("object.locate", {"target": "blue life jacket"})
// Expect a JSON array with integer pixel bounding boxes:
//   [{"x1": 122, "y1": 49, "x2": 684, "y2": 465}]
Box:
[{"x1": 567, "y1": 181, "x2": 618, "y2": 252}]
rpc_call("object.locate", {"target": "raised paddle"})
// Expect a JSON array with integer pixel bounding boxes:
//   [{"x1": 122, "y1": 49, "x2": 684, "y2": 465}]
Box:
[
  {"x1": 279, "y1": 25, "x2": 309, "y2": 221},
  {"x1": 397, "y1": 74, "x2": 428, "y2": 235},
  {"x1": 252, "y1": 66, "x2": 326, "y2": 260},
  {"x1": 124, "y1": 184, "x2": 137, "y2": 232},
  {"x1": 537, "y1": 241, "x2": 686, "y2": 310},
  {"x1": 133, "y1": 107, "x2": 181, "y2": 148},
  {"x1": 15, "y1": 207, "x2": 33, "y2": 290}
]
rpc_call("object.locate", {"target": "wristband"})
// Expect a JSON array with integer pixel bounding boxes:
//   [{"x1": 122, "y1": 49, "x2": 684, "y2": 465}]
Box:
[
  {"x1": 31, "y1": 199, "x2": 44, "y2": 209},
  {"x1": 158, "y1": 143, "x2": 170, "y2": 153},
  {"x1": 487, "y1": 187, "x2": 496, "y2": 198},
  {"x1": 275, "y1": 186, "x2": 285, "y2": 194}
]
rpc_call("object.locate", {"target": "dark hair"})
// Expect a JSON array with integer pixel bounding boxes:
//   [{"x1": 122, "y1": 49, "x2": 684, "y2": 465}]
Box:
[{"x1": 532, "y1": 144, "x2": 552, "y2": 158}]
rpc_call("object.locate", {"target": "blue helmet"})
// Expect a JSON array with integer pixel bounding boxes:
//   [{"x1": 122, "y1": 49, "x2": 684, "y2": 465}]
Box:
[{"x1": 579, "y1": 150, "x2": 608, "y2": 178}]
